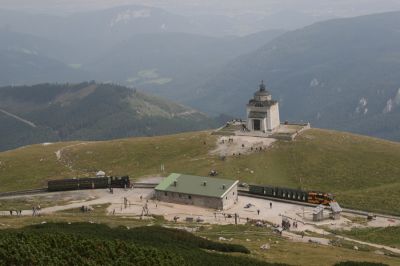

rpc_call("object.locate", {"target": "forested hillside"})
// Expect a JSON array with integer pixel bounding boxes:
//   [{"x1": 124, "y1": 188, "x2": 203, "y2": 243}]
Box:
[{"x1": 0, "y1": 82, "x2": 217, "y2": 151}]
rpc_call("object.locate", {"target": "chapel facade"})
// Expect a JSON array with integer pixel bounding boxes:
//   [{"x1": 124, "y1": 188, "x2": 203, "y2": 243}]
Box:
[{"x1": 246, "y1": 81, "x2": 280, "y2": 132}]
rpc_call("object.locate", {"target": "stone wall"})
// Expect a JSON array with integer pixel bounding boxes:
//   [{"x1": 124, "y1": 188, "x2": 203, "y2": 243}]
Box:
[
  {"x1": 222, "y1": 184, "x2": 239, "y2": 210},
  {"x1": 268, "y1": 104, "x2": 280, "y2": 131}
]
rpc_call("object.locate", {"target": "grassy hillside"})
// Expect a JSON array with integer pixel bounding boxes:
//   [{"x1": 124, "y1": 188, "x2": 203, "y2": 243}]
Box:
[
  {"x1": 333, "y1": 227, "x2": 400, "y2": 249},
  {"x1": 0, "y1": 82, "x2": 217, "y2": 151},
  {"x1": 0, "y1": 128, "x2": 399, "y2": 215}
]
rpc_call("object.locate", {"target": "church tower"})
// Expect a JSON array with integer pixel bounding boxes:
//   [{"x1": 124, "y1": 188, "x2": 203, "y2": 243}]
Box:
[{"x1": 246, "y1": 81, "x2": 280, "y2": 132}]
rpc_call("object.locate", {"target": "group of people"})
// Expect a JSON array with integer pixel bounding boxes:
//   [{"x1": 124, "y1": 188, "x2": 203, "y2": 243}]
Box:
[
  {"x1": 250, "y1": 146, "x2": 266, "y2": 152},
  {"x1": 80, "y1": 205, "x2": 93, "y2": 212},
  {"x1": 221, "y1": 138, "x2": 235, "y2": 144},
  {"x1": 9, "y1": 210, "x2": 22, "y2": 216},
  {"x1": 281, "y1": 218, "x2": 301, "y2": 231},
  {"x1": 8, "y1": 205, "x2": 42, "y2": 216},
  {"x1": 32, "y1": 205, "x2": 41, "y2": 216},
  {"x1": 292, "y1": 221, "x2": 299, "y2": 229}
]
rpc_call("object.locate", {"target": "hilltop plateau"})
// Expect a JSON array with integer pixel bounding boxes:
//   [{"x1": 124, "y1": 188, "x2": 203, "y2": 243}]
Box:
[{"x1": 0, "y1": 128, "x2": 399, "y2": 215}]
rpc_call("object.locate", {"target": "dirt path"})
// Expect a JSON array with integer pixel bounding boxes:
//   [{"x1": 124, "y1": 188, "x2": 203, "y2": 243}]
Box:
[
  {"x1": 283, "y1": 231, "x2": 330, "y2": 245},
  {"x1": 211, "y1": 136, "x2": 275, "y2": 157},
  {"x1": 55, "y1": 142, "x2": 89, "y2": 171},
  {"x1": 337, "y1": 235, "x2": 400, "y2": 254},
  {"x1": 0, "y1": 108, "x2": 36, "y2": 128}
]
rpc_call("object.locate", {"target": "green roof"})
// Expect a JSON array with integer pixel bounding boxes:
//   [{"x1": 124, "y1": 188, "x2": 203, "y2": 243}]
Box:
[{"x1": 155, "y1": 173, "x2": 238, "y2": 198}]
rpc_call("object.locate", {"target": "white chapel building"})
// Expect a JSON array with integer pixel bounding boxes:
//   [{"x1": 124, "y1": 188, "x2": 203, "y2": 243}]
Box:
[{"x1": 246, "y1": 81, "x2": 280, "y2": 132}]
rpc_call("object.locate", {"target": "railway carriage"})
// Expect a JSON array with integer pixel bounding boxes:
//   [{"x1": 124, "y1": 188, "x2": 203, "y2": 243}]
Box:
[
  {"x1": 48, "y1": 176, "x2": 130, "y2": 192},
  {"x1": 248, "y1": 184, "x2": 334, "y2": 205},
  {"x1": 77, "y1": 177, "x2": 109, "y2": 190},
  {"x1": 110, "y1": 176, "x2": 130, "y2": 188},
  {"x1": 47, "y1": 178, "x2": 79, "y2": 191}
]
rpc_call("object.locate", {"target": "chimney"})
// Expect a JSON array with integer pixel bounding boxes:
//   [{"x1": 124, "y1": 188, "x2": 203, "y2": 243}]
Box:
[
  {"x1": 203, "y1": 181, "x2": 207, "y2": 186},
  {"x1": 174, "y1": 181, "x2": 177, "y2": 187},
  {"x1": 222, "y1": 184, "x2": 226, "y2": 190}
]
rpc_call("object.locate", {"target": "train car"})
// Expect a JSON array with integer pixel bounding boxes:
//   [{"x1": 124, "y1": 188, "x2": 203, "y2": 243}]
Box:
[
  {"x1": 307, "y1": 191, "x2": 334, "y2": 205},
  {"x1": 78, "y1": 177, "x2": 109, "y2": 189},
  {"x1": 48, "y1": 176, "x2": 130, "y2": 192},
  {"x1": 48, "y1": 178, "x2": 79, "y2": 192},
  {"x1": 110, "y1": 176, "x2": 130, "y2": 188},
  {"x1": 48, "y1": 177, "x2": 109, "y2": 191},
  {"x1": 249, "y1": 185, "x2": 309, "y2": 203},
  {"x1": 248, "y1": 184, "x2": 334, "y2": 205}
]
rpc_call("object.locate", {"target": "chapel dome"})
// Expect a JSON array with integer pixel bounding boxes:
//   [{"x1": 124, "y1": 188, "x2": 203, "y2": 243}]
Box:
[{"x1": 253, "y1": 80, "x2": 271, "y2": 100}]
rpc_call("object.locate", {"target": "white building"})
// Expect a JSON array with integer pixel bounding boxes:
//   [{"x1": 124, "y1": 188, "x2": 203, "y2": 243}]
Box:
[{"x1": 246, "y1": 81, "x2": 280, "y2": 132}]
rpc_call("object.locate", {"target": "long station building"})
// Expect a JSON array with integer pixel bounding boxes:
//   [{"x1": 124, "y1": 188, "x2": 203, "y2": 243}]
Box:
[{"x1": 155, "y1": 173, "x2": 239, "y2": 210}]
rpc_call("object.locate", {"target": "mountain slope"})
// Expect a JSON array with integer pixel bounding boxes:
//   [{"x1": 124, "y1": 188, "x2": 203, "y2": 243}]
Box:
[
  {"x1": 0, "y1": 82, "x2": 217, "y2": 151},
  {"x1": 192, "y1": 11, "x2": 400, "y2": 141},
  {"x1": 0, "y1": 129, "x2": 399, "y2": 215},
  {"x1": 0, "y1": 10, "x2": 284, "y2": 95},
  {"x1": 87, "y1": 30, "x2": 284, "y2": 99},
  {"x1": 0, "y1": 49, "x2": 88, "y2": 87}
]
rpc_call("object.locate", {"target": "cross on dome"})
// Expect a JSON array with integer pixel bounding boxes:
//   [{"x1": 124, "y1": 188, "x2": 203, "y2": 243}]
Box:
[{"x1": 259, "y1": 80, "x2": 266, "y2": 91}]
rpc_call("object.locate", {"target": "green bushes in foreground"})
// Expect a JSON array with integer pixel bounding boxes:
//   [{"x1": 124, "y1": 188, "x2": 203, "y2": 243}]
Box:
[
  {"x1": 0, "y1": 232, "x2": 184, "y2": 266},
  {"x1": 0, "y1": 222, "x2": 280, "y2": 266},
  {"x1": 334, "y1": 262, "x2": 388, "y2": 266}
]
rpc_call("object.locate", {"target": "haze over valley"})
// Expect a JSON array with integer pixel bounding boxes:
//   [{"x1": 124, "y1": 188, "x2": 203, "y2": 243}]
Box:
[{"x1": 1, "y1": 1, "x2": 400, "y2": 146}]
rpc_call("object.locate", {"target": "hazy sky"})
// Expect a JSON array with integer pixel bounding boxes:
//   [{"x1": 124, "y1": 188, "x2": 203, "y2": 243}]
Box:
[{"x1": 2, "y1": 0, "x2": 400, "y2": 17}]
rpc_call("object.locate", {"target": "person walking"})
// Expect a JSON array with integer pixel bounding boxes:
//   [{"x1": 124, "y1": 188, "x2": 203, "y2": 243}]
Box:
[
  {"x1": 270, "y1": 202, "x2": 272, "y2": 209},
  {"x1": 257, "y1": 209, "x2": 260, "y2": 215}
]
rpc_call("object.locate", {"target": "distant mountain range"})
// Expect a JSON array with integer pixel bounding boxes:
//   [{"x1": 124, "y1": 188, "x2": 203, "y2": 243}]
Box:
[
  {"x1": 0, "y1": 82, "x2": 217, "y2": 151},
  {"x1": 1, "y1": 7, "x2": 400, "y2": 141},
  {"x1": 190, "y1": 11, "x2": 400, "y2": 141},
  {"x1": 0, "y1": 6, "x2": 284, "y2": 91},
  {"x1": 86, "y1": 30, "x2": 284, "y2": 100}
]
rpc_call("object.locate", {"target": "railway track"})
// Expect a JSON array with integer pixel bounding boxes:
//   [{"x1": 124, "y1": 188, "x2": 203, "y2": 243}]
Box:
[
  {"x1": 0, "y1": 188, "x2": 48, "y2": 198},
  {"x1": 0, "y1": 183, "x2": 157, "y2": 199},
  {"x1": 131, "y1": 183, "x2": 158, "y2": 188}
]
